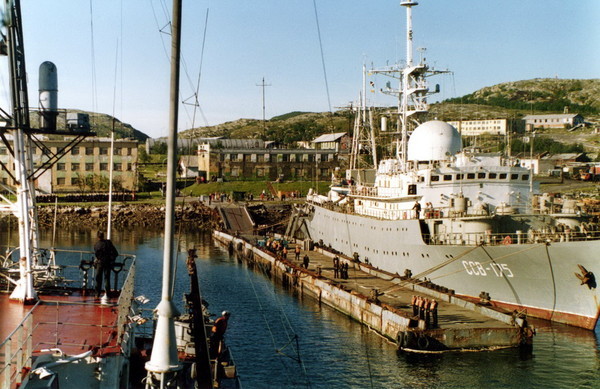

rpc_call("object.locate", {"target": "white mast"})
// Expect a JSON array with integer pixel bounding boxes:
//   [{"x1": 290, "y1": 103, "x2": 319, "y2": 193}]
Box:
[
  {"x1": 145, "y1": 0, "x2": 183, "y2": 385},
  {"x1": 400, "y1": 0, "x2": 417, "y2": 169}
]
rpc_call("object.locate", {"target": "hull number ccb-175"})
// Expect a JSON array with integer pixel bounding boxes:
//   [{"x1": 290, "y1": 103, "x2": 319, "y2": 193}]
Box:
[{"x1": 462, "y1": 261, "x2": 514, "y2": 277}]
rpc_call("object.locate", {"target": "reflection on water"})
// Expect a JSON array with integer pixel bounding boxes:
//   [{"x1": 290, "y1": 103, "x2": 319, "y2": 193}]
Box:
[{"x1": 1, "y1": 227, "x2": 599, "y2": 388}]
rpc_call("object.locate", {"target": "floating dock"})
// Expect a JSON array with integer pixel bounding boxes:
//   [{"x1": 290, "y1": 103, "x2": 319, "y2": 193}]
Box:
[{"x1": 213, "y1": 231, "x2": 534, "y2": 352}]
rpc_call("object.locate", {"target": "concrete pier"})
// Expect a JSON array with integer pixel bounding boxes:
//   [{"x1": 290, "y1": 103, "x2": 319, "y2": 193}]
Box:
[{"x1": 213, "y1": 231, "x2": 534, "y2": 352}]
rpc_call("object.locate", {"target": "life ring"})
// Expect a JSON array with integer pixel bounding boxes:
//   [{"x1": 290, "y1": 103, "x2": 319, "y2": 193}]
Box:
[{"x1": 502, "y1": 236, "x2": 512, "y2": 245}]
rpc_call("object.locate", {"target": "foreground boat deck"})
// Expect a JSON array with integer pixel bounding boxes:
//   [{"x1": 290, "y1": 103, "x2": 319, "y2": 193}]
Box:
[{"x1": 0, "y1": 291, "x2": 121, "y2": 357}]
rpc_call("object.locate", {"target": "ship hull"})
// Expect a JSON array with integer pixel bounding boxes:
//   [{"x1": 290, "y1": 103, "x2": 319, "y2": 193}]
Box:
[{"x1": 305, "y1": 204, "x2": 600, "y2": 330}]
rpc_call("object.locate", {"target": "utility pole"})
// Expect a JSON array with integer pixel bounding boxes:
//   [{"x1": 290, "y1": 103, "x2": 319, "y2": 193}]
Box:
[{"x1": 256, "y1": 77, "x2": 271, "y2": 139}]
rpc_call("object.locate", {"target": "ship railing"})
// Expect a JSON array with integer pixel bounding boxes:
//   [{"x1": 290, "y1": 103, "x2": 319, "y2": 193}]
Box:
[
  {"x1": 350, "y1": 186, "x2": 379, "y2": 197},
  {"x1": 426, "y1": 230, "x2": 600, "y2": 246},
  {"x1": 116, "y1": 257, "x2": 136, "y2": 356},
  {"x1": 0, "y1": 302, "x2": 37, "y2": 388},
  {"x1": 0, "y1": 247, "x2": 135, "y2": 295}
]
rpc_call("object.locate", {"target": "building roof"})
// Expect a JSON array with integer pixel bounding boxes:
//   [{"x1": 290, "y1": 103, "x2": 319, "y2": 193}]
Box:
[
  {"x1": 522, "y1": 114, "x2": 580, "y2": 120},
  {"x1": 179, "y1": 155, "x2": 198, "y2": 167},
  {"x1": 541, "y1": 153, "x2": 585, "y2": 161},
  {"x1": 312, "y1": 132, "x2": 346, "y2": 143}
]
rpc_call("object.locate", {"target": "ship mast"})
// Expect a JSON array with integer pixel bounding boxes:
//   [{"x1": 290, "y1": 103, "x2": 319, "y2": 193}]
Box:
[
  {"x1": 144, "y1": 0, "x2": 184, "y2": 386},
  {"x1": 370, "y1": 1, "x2": 448, "y2": 171}
]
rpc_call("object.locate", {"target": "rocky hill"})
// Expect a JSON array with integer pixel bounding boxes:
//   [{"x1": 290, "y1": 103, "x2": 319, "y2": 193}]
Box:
[
  {"x1": 442, "y1": 78, "x2": 600, "y2": 119},
  {"x1": 178, "y1": 79, "x2": 599, "y2": 145},
  {"x1": 30, "y1": 109, "x2": 149, "y2": 142}
]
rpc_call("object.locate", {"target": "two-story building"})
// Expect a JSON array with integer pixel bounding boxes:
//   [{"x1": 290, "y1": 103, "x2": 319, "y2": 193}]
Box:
[
  {"x1": 197, "y1": 138, "x2": 346, "y2": 181},
  {"x1": 446, "y1": 119, "x2": 524, "y2": 136},
  {"x1": 0, "y1": 137, "x2": 138, "y2": 193}
]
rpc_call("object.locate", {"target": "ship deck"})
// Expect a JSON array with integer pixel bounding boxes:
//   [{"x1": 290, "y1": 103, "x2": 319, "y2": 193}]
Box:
[{"x1": 0, "y1": 290, "x2": 123, "y2": 357}]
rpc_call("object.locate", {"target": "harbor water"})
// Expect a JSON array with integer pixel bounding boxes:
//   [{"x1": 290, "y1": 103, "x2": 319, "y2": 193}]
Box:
[{"x1": 6, "y1": 228, "x2": 599, "y2": 388}]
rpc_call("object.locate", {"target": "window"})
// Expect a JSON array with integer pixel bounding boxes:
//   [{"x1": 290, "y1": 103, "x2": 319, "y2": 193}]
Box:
[
  {"x1": 100, "y1": 147, "x2": 108, "y2": 155},
  {"x1": 499, "y1": 173, "x2": 507, "y2": 179},
  {"x1": 86, "y1": 147, "x2": 94, "y2": 155},
  {"x1": 408, "y1": 184, "x2": 417, "y2": 195},
  {"x1": 522, "y1": 174, "x2": 529, "y2": 180},
  {"x1": 467, "y1": 173, "x2": 475, "y2": 179},
  {"x1": 296, "y1": 154, "x2": 303, "y2": 162},
  {"x1": 478, "y1": 172, "x2": 486, "y2": 179},
  {"x1": 71, "y1": 163, "x2": 80, "y2": 171},
  {"x1": 231, "y1": 167, "x2": 240, "y2": 176},
  {"x1": 489, "y1": 173, "x2": 497, "y2": 179},
  {"x1": 456, "y1": 174, "x2": 463, "y2": 180},
  {"x1": 57, "y1": 163, "x2": 66, "y2": 171},
  {"x1": 295, "y1": 168, "x2": 304, "y2": 177},
  {"x1": 321, "y1": 154, "x2": 329, "y2": 162},
  {"x1": 127, "y1": 163, "x2": 133, "y2": 171},
  {"x1": 511, "y1": 173, "x2": 519, "y2": 180},
  {"x1": 308, "y1": 155, "x2": 315, "y2": 162},
  {"x1": 57, "y1": 177, "x2": 65, "y2": 185},
  {"x1": 71, "y1": 176, "x2": 80, "y2": 186},
  {"x1": 114, "y1": 148, "x2": 122, "y2": 155},
  {"x1": 230, "y1": 154, "x2": 238, "y2": 161},
  {"x1": 113, "y1": 163, "x2": 122, "y2": 171},
  {"x1": 443, "y1": 175, "x2": 452, "y2": 181},
  {"x1": 219, "y1": 154, "x2": 225, "y2": 162},
  {"x1": 257, "y1": 154, "x2": 264, "y2": 162},
  {"x1": 86, "y1": 163, "x2": 94, "y2": 171},
  {"x1": 431, "y1": 175, "x2": 439, "y2": 182},
  {"x1": 71, "y1": 147, "x2": 79, "y2": 155},
  {"x1": 100, "y1": 163, "x2": 108, "y2": 171},
  {"x1": 257, "y1": 168, "x2": 265, "y2": 177},
  {"x1": 282, "y1": 154, "x2": 289, "y2": 162}
]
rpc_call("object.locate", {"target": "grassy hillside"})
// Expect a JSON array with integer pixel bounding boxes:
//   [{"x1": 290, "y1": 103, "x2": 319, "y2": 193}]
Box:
[
  {"x1": 443, "y1": 79, "x2": 600, "y2": 119},
  {"x1": 177, "y1": 79, "x2": 599, "y2": 146}
]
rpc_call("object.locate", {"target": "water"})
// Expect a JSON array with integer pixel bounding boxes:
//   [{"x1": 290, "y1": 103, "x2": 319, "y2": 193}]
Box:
[{"x1": 5, "y1": 228, "x2": 600, "y2": 388}]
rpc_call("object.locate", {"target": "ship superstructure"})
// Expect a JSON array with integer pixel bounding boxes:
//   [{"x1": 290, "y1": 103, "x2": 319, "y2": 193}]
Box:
[{"x1": 294, "y1": 1, "x2": 600, "y2": 330}]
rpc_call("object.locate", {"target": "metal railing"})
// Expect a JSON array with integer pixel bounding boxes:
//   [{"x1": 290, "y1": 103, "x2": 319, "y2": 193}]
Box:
[
  {"x1": 425, "y1": 230, "x2": 600, "y2": 246},
  {"x1": 0, "y1": 303, "x2": 37, "y2": 388}
]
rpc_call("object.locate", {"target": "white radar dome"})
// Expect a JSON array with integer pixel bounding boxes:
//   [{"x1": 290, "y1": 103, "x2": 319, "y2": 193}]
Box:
[{"x1": 407, "y1": 120, "x2": 462, "y2": 161}]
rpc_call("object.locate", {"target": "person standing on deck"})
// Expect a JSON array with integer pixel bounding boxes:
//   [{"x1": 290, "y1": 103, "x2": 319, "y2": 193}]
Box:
[
  {"x1": 210, "y1": 311, "x2": 231, "y2": 358},
  {"x1": 303, "y1": 254, "x2": 310, "y2": 269},
  {"x1": 413, "y1": 201, "x2": 421, "y2": 219},
  {"x1": 93, "y1": 231, "x2": 118, "y2": 297},
  {"x1": 295, "y1": 245, "x2": 301, "y2": 261}
]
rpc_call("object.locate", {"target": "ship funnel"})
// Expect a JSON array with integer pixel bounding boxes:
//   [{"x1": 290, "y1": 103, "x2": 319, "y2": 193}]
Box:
[{"x1": 39, "y1": 61, "x2": 58, "y2": 131}]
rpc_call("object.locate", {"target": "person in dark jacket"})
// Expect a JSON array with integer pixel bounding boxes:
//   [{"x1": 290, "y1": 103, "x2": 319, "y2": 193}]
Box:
[{"x1": 94, "y1": 231, "x2": 119, "y2": 297}]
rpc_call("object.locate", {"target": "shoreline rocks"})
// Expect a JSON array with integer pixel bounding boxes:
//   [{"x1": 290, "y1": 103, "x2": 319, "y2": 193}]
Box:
[{"x1": 0, "y1": 202, "x2": 221, "y2": 231}]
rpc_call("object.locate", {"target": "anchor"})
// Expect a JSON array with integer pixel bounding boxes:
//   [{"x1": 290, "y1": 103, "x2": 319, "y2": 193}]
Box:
[{"x1": 575, "y1": 264, "x2": 597, "y2": 290}]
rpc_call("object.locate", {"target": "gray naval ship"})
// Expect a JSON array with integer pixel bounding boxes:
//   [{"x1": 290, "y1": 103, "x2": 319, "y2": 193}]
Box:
[{"x1": 290, "y1": 1, "x2": 600, "y2": 330}]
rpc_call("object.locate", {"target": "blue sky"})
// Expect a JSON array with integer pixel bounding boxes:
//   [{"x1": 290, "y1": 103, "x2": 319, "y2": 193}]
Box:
[{"x1": 2, "y1": 0, "x2": 598, "y2": 138}]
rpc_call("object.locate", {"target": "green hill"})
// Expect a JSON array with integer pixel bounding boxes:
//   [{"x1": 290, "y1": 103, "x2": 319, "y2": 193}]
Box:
[{"x1": 442, "y1": 78, "x2": 600, "y2": 118}]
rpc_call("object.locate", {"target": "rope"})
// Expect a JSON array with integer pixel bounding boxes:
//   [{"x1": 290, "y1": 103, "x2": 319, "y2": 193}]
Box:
[
  {"x1": 384, "y1": 245, "x2": 480, "y2": 294},
  {"x1": 244, "y1": 264, "x2": 312, "y2": 387}
]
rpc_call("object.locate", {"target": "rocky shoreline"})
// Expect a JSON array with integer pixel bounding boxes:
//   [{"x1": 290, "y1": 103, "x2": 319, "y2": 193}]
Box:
[{"x1": 0, "y1": 202, "x2": 221, "y2": 231}]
